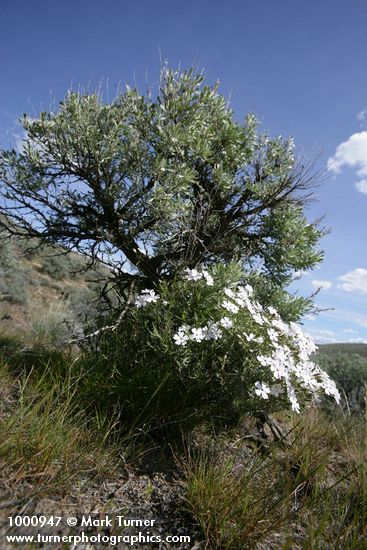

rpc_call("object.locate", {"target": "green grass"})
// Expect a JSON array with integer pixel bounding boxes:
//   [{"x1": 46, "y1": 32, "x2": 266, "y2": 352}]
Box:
[
  {"x1": 181, "y1": 409, "x2": 367, "y2": 549},
  {"x1": 0, "y1": 338, "x2": 127, "y2": 493}
]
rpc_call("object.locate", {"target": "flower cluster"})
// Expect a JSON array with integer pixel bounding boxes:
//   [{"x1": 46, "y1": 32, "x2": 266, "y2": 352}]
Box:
[
  {"x1": 184, "y1": 268, "x2": 214, "y2": 286},
  {"x1": 134, "y1": 289, "x2": 160, "y2": 308},
  {"x1": 133, "y1": 268, "x2": 340, "y2": 413},
  {"x1": 173, "y1": 322, "x2": 223, "y2": 346}
]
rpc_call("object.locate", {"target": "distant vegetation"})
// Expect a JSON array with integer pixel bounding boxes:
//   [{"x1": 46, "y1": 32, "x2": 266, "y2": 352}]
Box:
[
  {"x1": 316, "y1": 346, "x2": 367, "y2": 413},
  {"x1": 318, "y1": 342, "x2": 367, "y2": 359}
]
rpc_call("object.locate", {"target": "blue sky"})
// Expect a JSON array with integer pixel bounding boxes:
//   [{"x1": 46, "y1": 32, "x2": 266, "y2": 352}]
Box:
[{"x1": 1, "y1": 0, "x2": 366, "y2": 343}]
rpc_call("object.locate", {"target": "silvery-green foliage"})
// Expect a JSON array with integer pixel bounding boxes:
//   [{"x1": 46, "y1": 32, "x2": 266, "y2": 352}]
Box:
[{"x1": 0, "y1": 67, "x2": 323, "y2": 311}]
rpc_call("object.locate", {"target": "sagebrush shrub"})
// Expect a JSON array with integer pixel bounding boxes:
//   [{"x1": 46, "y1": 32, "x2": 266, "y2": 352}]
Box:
[{"x1": 0, "y1": 240, "x2": 30, "y2": 303}]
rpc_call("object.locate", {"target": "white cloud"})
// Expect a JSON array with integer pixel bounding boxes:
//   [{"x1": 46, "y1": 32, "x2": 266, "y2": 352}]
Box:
[
  {"x1": 342, "y1": 328, "x2": 358, "y2": 334},
  {"x1": 327, "y1": 131, "x2": 367, "y2": 175},
  {"x1": 338, "y1": 268, "x2": 367, "y2": 294},
  {"x1": 312, "y1": 329, "x2": 334, "y2": 337},
  {"x1": 315, "y1": 336, "x2": 337, "y2": 343},
  {"x1": 304, "y1": 314, "x2": 316, "y2": 321},
  {"x1": 306, "y1": 329, "x2": 336, "y2": 344},
  {"x1": 311, "y1": 279, "x2": 332, "y2": 290},
  {"x1": 357, "y1": 108, "x2": 367, "y2": 123},
  {"x1": 327, "y1": 131, "x2": 367, "y2": 194},
  {"x1": 347, "y1": 337, "x2": 367, "y2": 344},
  {"x1": 293, "y1": 270, "x2": 310, "y2": 278},
  {"x1": 355, "y1": 179, "x2": 367, "y2": 194}
]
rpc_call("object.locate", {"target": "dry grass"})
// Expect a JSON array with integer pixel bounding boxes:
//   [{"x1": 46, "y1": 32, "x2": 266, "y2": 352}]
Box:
[
  {"x1": 0, "y1": 351, "x2": 125, "y2": 500},
  {"x1": 181, "y1": 409, "x2": 367, "y2": 549}
]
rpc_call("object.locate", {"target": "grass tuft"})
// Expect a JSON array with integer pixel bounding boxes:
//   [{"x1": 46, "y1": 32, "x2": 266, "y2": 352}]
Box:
[{"x1": 181, "y1": 409, "x2": 367, "y2": 549}]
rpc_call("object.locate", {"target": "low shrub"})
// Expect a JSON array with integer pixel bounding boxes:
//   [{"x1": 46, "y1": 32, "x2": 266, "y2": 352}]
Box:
[
  {"x1": 0, "y1": 241, "x2": 30, "y2": 303},
  {"x1": 38, "y1": 248, "x2": 86, "y2": 280},
  {"x1": 79, "y1": 264, "x2": 340, "y2": 433}
]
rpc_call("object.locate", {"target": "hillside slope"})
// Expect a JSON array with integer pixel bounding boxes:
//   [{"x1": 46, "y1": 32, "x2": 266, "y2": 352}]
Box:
[
  {"x1": 318, "y1": 343, "x2": 367, "y2": 359},
  {"x1": 0, "y1": 229, "x2": 107, "y2": 340}
]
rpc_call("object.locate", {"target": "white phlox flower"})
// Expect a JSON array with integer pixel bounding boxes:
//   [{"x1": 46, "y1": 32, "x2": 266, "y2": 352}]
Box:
[
  {"x1": 135, "y1": 295, "x2": 148, "y2": 308},
  {"x1": 143, "y1": 289, "x2": 160, "y2": 302},
  {"x1": 254, "y1": 381, "x2": 271, "y2": 399},
  {"x1": 244, "y1": 284, "x2": 254, "y2": 295},
  {"x1": 173, "y1": 325, "x2": 190, "y2": 346},
  {"x1": 234, "y1": 296, "x2": 247, "y2": 307},
  {"x1": 135, "y1": 289, "x2": 160, "y2": 307},
  {"x1": 220, "y1": 316, "x2": 233, "y2": 329},
  {"x1": 271, "y1": 318, "x2": 289, "y2": 334},
  {"x1": 286, "y1": 382, "x2": 300, "y2": 413},
  {"x1": 318, "y1": 371, "x2": 341, "y2": 403},
  {"x1": 191, "y1": 327, "x2": 207, "y2": 342},
  {"x1": 244, "y1": 332, "x2": 264, "y2": 344},
  {"x1": 222, "y1": 300, "x2": 239, "y2": 314},
  {"x1": 184, "y1": 267, "x2": 214, "y2": 286},
  {"x1": 184, "y1": 268, "x2": 202, "y2": 281},
  {"x1": 252, "y1": 312, "x2": 264, "y2": 325},
  {"x1": 205, "y1": 323, "x2": 223, "y2": 340},
  {"x1": 224, "y1": 287, "x2": 235, "y2": 298},
  {"x1": 270, "y1": 361, "x2": 288, "y2": 380},
  {"x1": 202, "y1": 270, "x2": 214, "y2": 286},
  {"x1": 173, "y1": 332, "x2": 189, "y2": 346},
  {"x1": 267, "y1": 328, "x2": 279, "y2": 343},
  {"x1": 236, "y1": 285, "x2": 253, "y2": 305},
  {"x1": 253, "y1": 300, "x2": 263, "y2": 312},
  {"x1": 257, "y1": 354, "x2": 272, "y2": 367}
]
